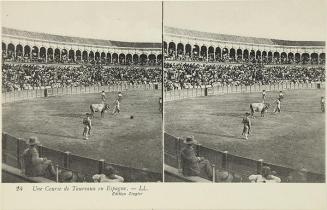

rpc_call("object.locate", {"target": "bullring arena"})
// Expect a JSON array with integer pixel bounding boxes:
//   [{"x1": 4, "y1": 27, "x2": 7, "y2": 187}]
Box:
[
  {"x1": 164, "y1": 26, "x2": 325, "y2": 183},
  {"x1": 2, "y1": 27, "x2": 163, "y2": 182}
]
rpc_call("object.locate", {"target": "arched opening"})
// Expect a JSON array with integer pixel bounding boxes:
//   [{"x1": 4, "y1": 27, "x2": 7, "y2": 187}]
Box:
[
  {"x1": 273, "y1": 52, "x2": 280, "y2": 63},
  {"x1": 95, "y1": 52, "x2": 100, "y2": 62},
  {"x1": 148, "y1": 54, "x2": 156, "y2": 65},
  {"x1": 200, "y1": 45, "x2": 207, "y2": 61},
  {"x1": 119, "y1": 53, "x2": 125, "y2": 65},
  {"x1": 69, "y1": 49, "x2": 75, "y2": 62},
  {"x1": 301, "y1": 53, "x2": 309, "y2": 64},
  {"x1": 281, "y1": 52, "x2": 287, "y2": 64},
  {"x1": 236, "y1": 49, "x2": 242, "y2": 61},
  {"x1": 243, "y1": 49, "x2": 249, "y2": 61},
  {"x1": 106, "y1": 53, "x2": 111, "y2": 64},
  {"x1": 31, "y1": 46, "x2": 39, "y2": 61},
  {"x1": 133, "y1": 54, "x2": 139, "y2": 64},
  {"x1": 140, "y1": 54, "x2": 147, "y2": 65},
  {"x1": 24, "y1": 45, "x2": 31, "y2": 59},
  {"x1": 185, "y1": 44, "x2": 191, "y2": 58},
  {"x1": 112, "y1": 53, "x2": 118, "y2": 64},
  {"x1": 320, "y1": 53, "x2": 326, "y2": 64},
  {"x1": 229, "y1": 48, "x2": 236, "y2": 61},
  {"x1": 256, "y1": 50, "x2": 261, "y2": 62},
  {"x1": 249, "y1": 50, "x2": 255, "y2": 63},
  {"x1": 126, "y1": 54, "x2": 132, "y2": 65},
  {"x1": 101, "y1": 52, "x2": 106, "y2": 64},
  {"x1": 7, "y1": 43, "x2": 15, "y2": 59},
  {"x1": 295, "y1": 53, "x2": 301, "y2": 64},
  {"x1": 208, "y1": 46, "x2": 214, "y2": 61},
  {"x1": 168, "y1": 42, "x2": 176, "y2": 58},
  {"x1": 310, "y1": 53, "x2": 318, "y2": 64},
  {"x1": 288, "y1": 52, "x2": 294, "y2": 64},
  {"x1": 2, "y1": 42, "x2": 6, "y2": 56},
  {"x1": 177, "y1": 43, "x2": 184, "y2": 58},
  {"x1": 262, "y1": 51, "x2": 267, "y2": 63},
  {"x1": 163, "y1": 42, "x2": 167, "y2": 54},
  {"x1": 40, "y1": 47, "x2": 46, "y2": 62},
  {"x1": 76, "y1": 50, "x2": 81, "y2": 62},
  {"x1": 16, "y1": 44, "x2": 23, "y2": 59},
  {"x1": 47, "y1": 48, "x2": 54, "y2": 62},
  {"x1": 193, "y1": 45, "x2": 199, "y2": 60},
  {"x1": 157, "y1": 54, "x2": 162, "y2": 64},
  {"x1": 222, "y1": 48, "x2": 229, "y2": 61},
  {"x1": 268, "y1": 51, "x2": 273, "y2": 63},
  {"x1": 215, "y1": 47, "x2": 221, "y2": 61},
  {"x1": 61, "y1": 49, "x2": 68, "y2": 62},
  {"x1": 89, "y1": 51, "x2": 94, "y2": 62},
  {"x1": 54, "y1": 48, "x2": 61, "y2": 62},
  {"x1": 82, "y1": 51, "x2": 88, "y2": 62}
]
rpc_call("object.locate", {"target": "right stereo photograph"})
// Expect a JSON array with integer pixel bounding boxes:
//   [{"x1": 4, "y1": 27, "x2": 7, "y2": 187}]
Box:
[{"x1": 163, "y1": 1, "x2": 326, "y2": 183}]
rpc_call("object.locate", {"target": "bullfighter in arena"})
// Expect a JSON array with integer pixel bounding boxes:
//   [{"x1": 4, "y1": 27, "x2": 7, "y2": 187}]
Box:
[
  {"x1": 101, "y1": 91, "x2": 106, "y2": 102},
  {"x1": 274, "y1": 98, "x2": 281, "y2": 113},
  {"x1": 242, "y1": 112, "x2": 251, "y2": 140},
  {"x1": 112, "y1": 99, "x2": 120, "y2": 115},
  {"x1": 321, "y1": 97, "x2": 325, "y2": 112},
  {"x1": 117, "y1": 92, "x2": 123, "y2": 101},
  {"x1": 278, "y1": 91, "x2": 284, "y2": 101},
  {"x1": 82, "y1": 113, "x2": 92, "y2": 140},
  {"x1": 262, "y1": 90, "x2": 266, "y2": 101}
]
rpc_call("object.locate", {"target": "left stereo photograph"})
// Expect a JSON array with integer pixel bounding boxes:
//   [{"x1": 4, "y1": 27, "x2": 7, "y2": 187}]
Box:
[{"x1": 1, "y1": 1, "x2": 163, "y2": 183}]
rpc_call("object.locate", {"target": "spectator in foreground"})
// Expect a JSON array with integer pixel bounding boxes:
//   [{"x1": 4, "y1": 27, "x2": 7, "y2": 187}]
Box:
[
  {"x1": 92, "y1": 166, "x2": 124, "y2": 182},
  {"x1": 59, "y1": 170, "x2": 78, "y2": 183},
  {"x1": 180, "y1": 136, "x2": 213, "y2": 180},
  {"x1": 21, "y1": 137, "x2": 57, "y2": 178},
  {"x1": 248, "y1": 166, "x2": 281, "y2": 183},
  {"x1": 215, "y1": 170, "x2": 243, "y2": 183}
]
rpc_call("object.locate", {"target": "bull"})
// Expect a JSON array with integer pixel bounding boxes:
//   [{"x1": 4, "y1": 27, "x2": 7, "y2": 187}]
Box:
[
  {"x1": 90, "y1": 103, "x2": 110, "y2": 118},
  {"x1": 250, "y1": 102, "x2": 270, "y2": 118}
]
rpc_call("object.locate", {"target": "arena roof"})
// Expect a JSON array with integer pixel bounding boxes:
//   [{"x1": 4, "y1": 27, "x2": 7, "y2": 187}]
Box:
[
  {"x1": 165, "y1": 26, "x2": 325, "y2": 47},
  {"x1": 2, "y1": 27, "x2": 161, "y2": 49}
]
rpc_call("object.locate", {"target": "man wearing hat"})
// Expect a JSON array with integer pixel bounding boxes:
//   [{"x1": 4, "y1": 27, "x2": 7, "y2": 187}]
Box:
[
  {"x1": 21, "y1": 137, "x2": 56, "y2": 178},
  {"x1": 242, "y1": 112, "x2": 251, "y2": 140},
  {"x1": 180, "y1": 136, "x2": 213, "y2": 180},
  {"x1": 92, "y1": 165, "x2": 124, "y2": 182}
]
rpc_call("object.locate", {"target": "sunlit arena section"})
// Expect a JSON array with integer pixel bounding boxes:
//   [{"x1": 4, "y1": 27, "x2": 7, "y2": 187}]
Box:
[
  {"x1": 163, "y1": 1, "x2": 325, "y2": 183},
  {"x1": 1, "y1": 1, "x2": 163, "y2": 183}
]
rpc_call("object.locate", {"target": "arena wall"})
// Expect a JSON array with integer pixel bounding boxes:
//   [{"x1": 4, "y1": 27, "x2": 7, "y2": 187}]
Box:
[
  {"x1": 164, "y1": 81, "x2": 323, "y2": 102},
  {"x1": 2, "y1": 132, "x2": 162, "y2": 182},
  {"x1": 164, "y1": 133, "x2": 325, "y2": 183}
]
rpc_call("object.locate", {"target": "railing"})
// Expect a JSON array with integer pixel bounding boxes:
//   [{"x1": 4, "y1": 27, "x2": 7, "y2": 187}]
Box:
[
  {"x1": 2, "y1": 132, "x2": 162, "y2": 182},
  {"x1": 2, "y1": 83, "x2": 162, "y2": 104},
  {"x1": 164, "y1": 81, "x2": 324, "y2": 102},
  {"x1": 164, "y1": 133, "x2": 325, "y2": 183}
]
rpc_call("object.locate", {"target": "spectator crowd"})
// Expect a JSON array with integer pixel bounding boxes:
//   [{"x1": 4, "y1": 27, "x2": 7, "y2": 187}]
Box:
[
  {"x1": 2, "y1": 63, "x2": 162, "y2": 92},
  {"x1": 165, "y1": 62, "x2": 325, "y2": 90}
]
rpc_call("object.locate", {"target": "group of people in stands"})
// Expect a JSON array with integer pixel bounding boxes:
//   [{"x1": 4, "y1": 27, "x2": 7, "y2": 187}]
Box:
[
  {"x1": 164, "y1": 63, "x2": 325, "y2": 90},
  {"x1": 2, "y1": 63, "x2": 162, "y2": 92},
  {"x1": 180, "y1": 136, "x2": 308, "y2": 183},
  {"x1": 21, "y1": 136, "x2": 124, "y2": 183},
  {"x1": 164, "y1": 49, "x2": 325, "y2": 65}
]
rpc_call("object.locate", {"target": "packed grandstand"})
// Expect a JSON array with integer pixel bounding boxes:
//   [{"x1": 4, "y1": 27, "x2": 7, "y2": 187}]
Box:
[
  {"x1": 2, "y1": 27, "x2": 162, "y2": 92},
  {"x1": 164, "y1": 26, "x2": 325, "y2": 90}
]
